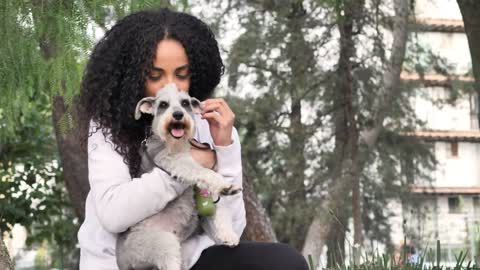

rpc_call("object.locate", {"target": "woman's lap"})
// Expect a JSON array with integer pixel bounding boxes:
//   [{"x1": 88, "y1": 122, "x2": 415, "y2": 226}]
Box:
[{"x1": 190, "y1": 241, "x2": 309, "y2": 270}]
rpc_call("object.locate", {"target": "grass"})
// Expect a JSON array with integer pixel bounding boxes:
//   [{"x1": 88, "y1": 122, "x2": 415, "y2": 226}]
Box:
[{"x1": 308, "y1": 240, "x2": 480, "y2": 270}]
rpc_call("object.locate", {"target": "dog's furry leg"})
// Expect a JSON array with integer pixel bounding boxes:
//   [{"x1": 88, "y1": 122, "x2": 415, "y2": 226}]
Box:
[
  {"x1": 201, "y1": 203, "x2": 240, "y2": 247},
  {"x1": 117, "y1": 229, "x2": 181, "y2": 270},
  {"x1": 160, "y1": 154, "x2": 241, "y2": 196}
]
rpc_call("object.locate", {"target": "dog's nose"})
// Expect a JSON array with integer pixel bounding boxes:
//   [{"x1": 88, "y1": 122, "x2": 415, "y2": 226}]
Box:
[{"x1": 172, "y1": 111, "x2": 184, "y2": 120}]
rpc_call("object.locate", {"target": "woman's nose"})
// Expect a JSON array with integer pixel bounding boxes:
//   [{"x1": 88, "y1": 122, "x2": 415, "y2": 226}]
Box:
[
  {"x1": 167, "y1": 72, "x2": 183, "y2": 83},
  {"x1": 166, "y1": 75, "x2": 174, "y2": 84},
  {"x1": 166, "y1": 76, "x2": 183, "y2": 88}
]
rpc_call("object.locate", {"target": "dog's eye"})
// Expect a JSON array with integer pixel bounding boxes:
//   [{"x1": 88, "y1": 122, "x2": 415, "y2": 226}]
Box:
[
  {"x1": 181, "y1": 100, "x2": 190, "y2": 107},
  {"x1": 159, "y1": 101, "x2": 169, "y2": 109}
]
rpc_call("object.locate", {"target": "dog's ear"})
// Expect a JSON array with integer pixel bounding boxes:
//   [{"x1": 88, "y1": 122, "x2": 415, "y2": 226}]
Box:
[
  {"x1": 134, "y1": 97, "x2": 156, "y2": 120},
  {"x1": 190, "y1": 98, "x2": 203, "y2": 114}
]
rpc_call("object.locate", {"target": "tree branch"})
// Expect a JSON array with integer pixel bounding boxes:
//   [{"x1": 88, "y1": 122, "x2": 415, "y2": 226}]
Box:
[{"x1": 362, "y1": 0, "x2": 410, "y2": 147}]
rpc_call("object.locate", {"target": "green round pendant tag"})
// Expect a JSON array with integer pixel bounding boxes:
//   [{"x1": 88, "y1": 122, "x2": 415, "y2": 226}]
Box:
[{"x1": 194, "y1": 186, "x2": 216, "y2": 217}]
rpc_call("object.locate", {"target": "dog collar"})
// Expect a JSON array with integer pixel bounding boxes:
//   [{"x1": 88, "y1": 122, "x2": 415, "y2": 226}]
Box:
[{"x1": 189, "y1": 138, "x2": 212, "y2": 150}]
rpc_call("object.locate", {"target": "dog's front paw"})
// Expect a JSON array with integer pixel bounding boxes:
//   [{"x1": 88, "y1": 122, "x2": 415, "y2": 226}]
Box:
[
  {"x1": 217, "y1": 230, "x2": 239, "y2": 247},
  {"x1": 200, "y1": 171, "x2": 242, "y2": 196}
]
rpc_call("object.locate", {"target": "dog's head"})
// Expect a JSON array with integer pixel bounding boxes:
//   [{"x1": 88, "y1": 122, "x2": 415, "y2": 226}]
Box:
[{"x1": 134, "y1": 84, "x2": 202, "y2": 145}]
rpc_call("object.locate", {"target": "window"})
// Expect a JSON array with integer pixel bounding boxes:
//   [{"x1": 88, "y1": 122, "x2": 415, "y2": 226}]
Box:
[
  {"x1": 450, "y1": 142, "x2": 458, "y2": 158},
  {"x1": 469, "y1": 94, "x2": 479, "y2": 129},
  {"x1": 402, "y1": 158, "x2": 415, "y2": 184},
  {"x1": 448, "y1": 196, "x2": 461, "y2": 213},
  {"x1": 474, "y1": 196, "x2": 480, "y2": 215}
]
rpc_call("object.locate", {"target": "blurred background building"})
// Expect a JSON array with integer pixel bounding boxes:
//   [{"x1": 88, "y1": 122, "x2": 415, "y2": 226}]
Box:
[{"x1": 390, "y1": 0, "x2": 480, "y2": 263}]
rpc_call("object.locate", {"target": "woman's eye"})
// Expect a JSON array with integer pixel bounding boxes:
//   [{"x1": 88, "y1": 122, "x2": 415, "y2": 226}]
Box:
[
  {"x1": 177, "y1": 73, "x2": 190, "y2": 80},
  {"x1": 148, "y1": 76, "x2": 161, "y2": 81},
  {"x1": 181, "y1": 100, "x2": 190, "y2": 107},
  {"x1": 148, "y1": 73, "x2": 162, "y2": 81},
  {"x1": 159, "y1": 101, "x2": 169, "y2": 108}
]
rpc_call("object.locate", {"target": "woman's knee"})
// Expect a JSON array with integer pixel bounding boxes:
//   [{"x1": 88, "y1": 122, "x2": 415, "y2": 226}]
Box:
[
  {"x1": 268, "y1": 242, "x2": 309, "y2": 270},
  {"x1": 237, "y1": 241, "x2": 309, "y2": 270},
  {"x1": 192, "y1": 241, "x2": 309, "y2": 270}
]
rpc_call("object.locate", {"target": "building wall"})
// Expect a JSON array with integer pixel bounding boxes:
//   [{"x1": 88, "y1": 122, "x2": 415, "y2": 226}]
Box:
[
  {"x1": 413, "y1": 87, "x2": 476, "y2": 131},
  {"x1": 433, "y1": 142, "x2": 480, "y2": 187},
  {"x1": 390, "y1": 0, "x2": 480, "y2": 262},
  {"x1": 418, "y1": 195, "x2": 477, "y2": 248},
  {"x1": 415, "y1": 0, "x2": 462, "y2": 20},
  {"x1": 391, "y1": 195, "x2": 479, "y2": 262},
  {"x1": 416, "y1": 32, "x2": 470, "y2": 74}
]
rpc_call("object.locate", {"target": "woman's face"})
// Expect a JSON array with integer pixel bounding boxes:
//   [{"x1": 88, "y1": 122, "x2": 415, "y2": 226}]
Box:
[{"x1": 145, "y1": 39, "x2": 191, "y2": 97}]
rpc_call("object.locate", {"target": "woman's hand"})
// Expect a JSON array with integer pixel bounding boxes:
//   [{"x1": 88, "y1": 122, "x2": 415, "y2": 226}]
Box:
[
  {"x1": 190, "y1": 147, "x2": 216, "y2": 169},
  {"x1": 201, "y1": 98, "x2": 235, "y2": 146}
]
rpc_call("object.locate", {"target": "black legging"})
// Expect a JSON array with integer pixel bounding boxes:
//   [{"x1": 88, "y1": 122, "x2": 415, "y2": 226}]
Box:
[{"x1": 190, "y1": 241, "x2": 309, "y2": 270}]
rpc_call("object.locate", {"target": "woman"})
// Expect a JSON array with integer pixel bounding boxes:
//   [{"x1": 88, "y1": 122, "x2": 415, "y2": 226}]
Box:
[{"x1": 77, "y1": 7, "x2": 308, "y2": 270}]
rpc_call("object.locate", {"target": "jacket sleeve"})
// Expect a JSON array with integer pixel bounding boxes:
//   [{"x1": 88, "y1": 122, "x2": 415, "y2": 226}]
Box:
[
  {"x1": 202, "y1": 127, "x2": 247, "y2": 241},
  {"x1": 212, "y1": 127, "x2": 247, "y2": 236},
  {"x1": 87, "y1": 123, "x2": 187, "y2": 233}
]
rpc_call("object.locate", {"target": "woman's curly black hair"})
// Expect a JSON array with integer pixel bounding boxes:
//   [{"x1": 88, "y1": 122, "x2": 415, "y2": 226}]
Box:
[{"x1": 78, "y1": 8, "x2": 224, "y2": 177}]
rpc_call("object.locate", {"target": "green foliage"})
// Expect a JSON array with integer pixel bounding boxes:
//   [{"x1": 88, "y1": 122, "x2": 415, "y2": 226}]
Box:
[
  {"x1": 0, "y1": 0, "x2": 90, "y2": 138},
  {"x1": 0, "y1": 0, "x2": 191, "y2": 221},
  {"x1": 224, "y1": 1, "x2": 332, "y2": 249},
  {"x1": 0, "y1": 94, "x2": 79, "y2": 267},
  {"x1": 34, "y1": 241, "x2": 51, "y2": 270},
  {"x1": 0, "y1": 93, "x2": 55, "y2": 231},
  {"x1": 1, "y1": 0, "x2": 470, "y2": 267},
  {"x1": 1, "y1": 0, "x2": 188, "y2": 266},
  {"x1": 0, "y1": 0, "x2": 187, "y2": 138},
  {"x1": 214, "y1": 0, "x2": 444, "y2": 252},
  {"x1": 307, "y1": 240, "x2": 478, "y2": 270}
]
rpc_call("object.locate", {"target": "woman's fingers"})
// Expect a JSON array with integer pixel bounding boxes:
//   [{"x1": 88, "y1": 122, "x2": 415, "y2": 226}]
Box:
[
  {"x1": 202, "y1": 99, "x2": 230, "y2": 112},
  {"x1": 201, "y1": 98, "x2": 235, "y2": 146},
  {"x1": 202, "y1": 98, "x2": 227, "y2": 107},
  {"x1": 201, "y1": 111, "x2": 223, "y2": 124},
  {"x1": 201, "y1": 98, "x2": 235, "y2": 120},
  {"x1": 201, "y1": 103, "x2": 222, "y2": 114}
]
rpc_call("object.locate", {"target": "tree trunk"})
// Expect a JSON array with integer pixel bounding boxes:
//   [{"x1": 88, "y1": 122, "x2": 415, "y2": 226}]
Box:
[
  {"x1": 242, "y1": 173, "x2": 277, "y2": 242},
  {"x1": 282, "y1": 1, "x2": 316, "y2": 250},
  {"x1": 35, "y1": 22, "x2": 90, "y2": 222},
  {"x1": 302, "y1": 0, "x2": 359, "y2": 262},
  {"x1": 327, "y1": 0, "x2": 363, "y2": 266},
  {"x1": 370, "y1": 0, "x2": 410, "y2": 137},
  {"x1": 0, "y1": 238, "x2": 14, "y2": 270},
  {"x1": 52, "y1": 97, "x2": 90, "y2": 222},
  {"x1": 302, "y1": 215, "x2": 329, "y2": 266},
  {"x1": 302, "y1": 0, "x2": 409, "y2": 266},
  {"x1": 458, "y1": 0, "x2": 480, "y2": 125}
]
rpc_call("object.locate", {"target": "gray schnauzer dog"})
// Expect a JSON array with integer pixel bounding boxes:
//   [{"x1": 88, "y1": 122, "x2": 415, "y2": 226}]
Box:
[{"x1": 116, "y1": 84, "x2": 241, "y2": 270}]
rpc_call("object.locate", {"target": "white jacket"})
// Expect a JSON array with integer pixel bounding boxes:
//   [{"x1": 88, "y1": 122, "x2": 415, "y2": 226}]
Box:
[{"x1": 78, "y1": 114, "x2": 246, "y2": 269}]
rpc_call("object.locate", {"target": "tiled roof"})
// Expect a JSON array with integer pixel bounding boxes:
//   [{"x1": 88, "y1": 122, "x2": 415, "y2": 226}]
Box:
[
  {"x1": 406, "y1": 130, "x2": 480, "y2": 142},
  {"x1": 401, "y1": 73, "x2": 474, "y2": 87},
  {"x1": 411, "y1": 186, "x2": 480, "y2": 194},
  {"x1": 413, "y1": 18, "x2": 464, "y2": 33}
]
